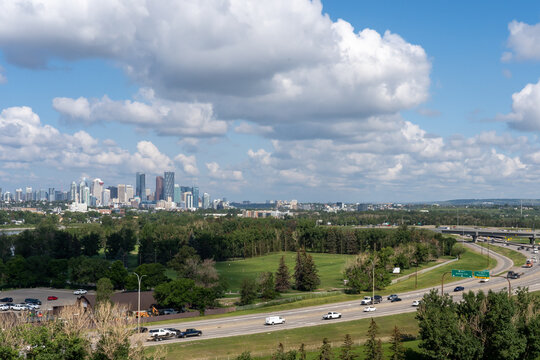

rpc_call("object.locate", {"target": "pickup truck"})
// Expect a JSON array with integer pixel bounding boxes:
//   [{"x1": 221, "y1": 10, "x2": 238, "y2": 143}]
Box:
[
  {"x1": 148, "y1": 328, "x2": 175, "y2": 341},
  {"x1": 360, "y1": 296, "x2": 372, "y2": 305},
  {"x1": 178, "y1": 328, "x2": 202, "y2": 338}
]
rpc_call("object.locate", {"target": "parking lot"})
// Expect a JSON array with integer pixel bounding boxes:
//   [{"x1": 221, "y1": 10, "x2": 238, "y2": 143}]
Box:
[{"x1": 0, "y1": 288, "x2": 93, "y2": 311}]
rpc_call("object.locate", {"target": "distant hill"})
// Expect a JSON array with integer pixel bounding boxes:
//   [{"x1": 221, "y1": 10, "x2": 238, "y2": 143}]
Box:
[{"x1": 436, "y1": 199, "x2": 540, "y2": 206}]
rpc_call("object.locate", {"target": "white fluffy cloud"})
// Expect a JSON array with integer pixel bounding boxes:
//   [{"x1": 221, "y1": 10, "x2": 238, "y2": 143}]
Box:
[
  {"x1": 174, "y1": 153, "x2": 199, "y2": 176},
  {"x1": 499, "y1": 79, "x2": 540, "y2": 131},
  {"x1": 53, "y1": 89, "x2": 227, "y2": 138},
  {"x1": 1, "y1": 0, "x2": 430, "y2": 139},
  {"x1": 504, "y1": 20, "x2": 540, "y2": 61},
  {"x1": 206, "y1": 162, "x2": 243, "y2": 181}
]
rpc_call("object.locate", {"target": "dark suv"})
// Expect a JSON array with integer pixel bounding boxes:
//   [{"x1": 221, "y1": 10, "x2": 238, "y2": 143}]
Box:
[
  {"x1": 373, "y1": 295, "x2": 382, "y2": 304},
  {"x1": 25, "y1": 298, "x2": 42, "y2": 305},
  {"x1": 178, "y1": 328, "x2": 202, "y2": 338}
]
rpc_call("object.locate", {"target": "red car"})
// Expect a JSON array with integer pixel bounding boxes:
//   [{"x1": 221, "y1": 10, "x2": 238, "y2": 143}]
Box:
[{"x1": 47, "y1": 296, "x2": 58, "y2": 301}]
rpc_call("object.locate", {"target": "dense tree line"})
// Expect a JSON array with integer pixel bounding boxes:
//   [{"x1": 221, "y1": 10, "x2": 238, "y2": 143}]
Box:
[{"x1": 417, "y1": 288, "x2": 540, "y2": 360}]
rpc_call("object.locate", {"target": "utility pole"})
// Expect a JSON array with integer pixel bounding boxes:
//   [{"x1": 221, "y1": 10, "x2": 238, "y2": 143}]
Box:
[{"x1": 133, "y1": 272, "x2": 147, "y2": 333}]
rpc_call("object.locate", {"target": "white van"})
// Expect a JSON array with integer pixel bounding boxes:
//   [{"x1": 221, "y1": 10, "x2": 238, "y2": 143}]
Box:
[{"x1": 265, "y1": 316, "x2": 285, "y2": 325}]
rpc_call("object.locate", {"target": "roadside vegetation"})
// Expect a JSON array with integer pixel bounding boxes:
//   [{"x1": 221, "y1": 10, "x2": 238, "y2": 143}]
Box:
[{"x1": 476, "y1": 242, "x2": 527, "y2": 268}]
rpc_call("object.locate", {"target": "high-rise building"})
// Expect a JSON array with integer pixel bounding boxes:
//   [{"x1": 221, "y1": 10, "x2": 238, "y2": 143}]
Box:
[
  {"x1": 39, "y1": 189, "x2": 47, "y2": 201},
  {"x1": 15, "y1": 189, "x2": 22, "y2": 202},
  {"x1": 48, "y1": 187, "x2": 55, "y2": 201},
  {"x1": 164, "y1": 171, "x2": 175, "y2": 202},
  {"x1": 126, "y1": 185, "x2": 134, "y2": 202},
  {"x1": 107, "y1": 186, "x2": 118, "y2": 200},
  {"x1": 102, "y1": 189, "x2": 110, "y2": 206},
  {"x1": 55, "y1": 190, "x2": 63, "y2": 201},
  {"x1": 91, "y1": 179, "x2": 104, "y2": 205},
  {"x1": 70, "y1": 182, "x2": 76, "y2": 202},
  {"x1": 192, "y1": 186, "x2": 199, "y2": 209},
  {"x1": 174, "y1": 184, "x2": 181, "y2": 203},
  {"x1": 185, "y1": 191, "x2": 193, "y2": 209},
  {"x1": 136, "y1": 172, "x2": 145, "y2": 199},
  {"x1": 203, "y1": 192, "x2": 210, "y2": 209},
  {"x1": 155, "y1": 176, "x2": 164, "y2": 201},
  {"x1": 118, "y1": 184, "x2": 126, "y2": 204},
  {"x1": 26, "y1": 187, "x2": 33, "y2": 202}
]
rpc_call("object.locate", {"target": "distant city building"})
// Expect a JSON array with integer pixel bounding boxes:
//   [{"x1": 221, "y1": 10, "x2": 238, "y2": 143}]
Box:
[
  {"x1": 39, "y1": 189, "x2": 47, "y2": 201},
  {"x1": 174, "y1": 184, "x2": 181, "y2": 203},
  {"x1": 107, "y1": 186, "x2": 118, "y2": 200},
  {"x1": 192, "y1": 186, "x2": 199, "y2": 209},
  {"x1": 55, "y1": 190, "x2": 64, "y2": 202},
  {"x1": 185, "y1": 191, "x2": 193, "y2": 209},
  {"x1": 164, "y1": 171, "x2": 174, "y2": 202},
  {"x1": 155, "y1": 176, "x2": 164, "y2": 201},
  {"x1": 136, "y1": 172, "x2": 145, "y2": 199},
  {"x1": 48, "y1": 188, "x2": 55, "y2": 201},
  {"x1": 91, "y1": 179, "x2": 104, "y2": 205},
  {"x1": 15, "y1": 189, "x2": 22, "y2": 202},
  {"x1": 70, "y1": 182, "x2": 76, "y2": 201},
  {"x1": 126, "y1": 185, "x2": 134, "y2": 202},
  {"x1": 102, "y1": 189, "x2": 111, "y2": 206},
  {"x1": 203, "y1": 192, "x2": 210, "y2": 209},
  {"x1": 118, "y1": 184, "x2": 126, "y2": 204},
  {"x1": 26, "y1": 187, "x2": 33, "y2": 202}
]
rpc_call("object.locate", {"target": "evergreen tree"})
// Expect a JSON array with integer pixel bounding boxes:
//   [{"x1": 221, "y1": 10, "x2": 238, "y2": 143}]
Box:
[
  {"x1": 239, "y1": 278, "x2": 258, "y2": 305},
  {"x1": 339, "y1": 334, "x2": 356, "y2": 360},
  {"x1": 96, "y1": 277, "x2": 114, "y2": 304},
  {"x1": 390, "y1": 326, "x2": 405, "y2": 360},
  {"x1": 365, "y1": 318, "x2": 383, "y2": 360},
  {"x1": 258, "y1": 271, "x2": 277, "y2": 299},
  {"x1": 294, "y1": 248, "x2": 320, "y2": 291},
  {"x1": 275, "y1": 256, "x2": 291, "y2": 292},
  {"x1": 317, "y1": 337, "x2": 333, "y2": 360},
  {"x1": 235, "y1": 352, "x2": 253, "y2": 360}
]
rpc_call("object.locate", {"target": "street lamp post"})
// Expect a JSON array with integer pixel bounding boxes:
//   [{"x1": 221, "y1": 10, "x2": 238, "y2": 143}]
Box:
[{"x1": 133, "y1": 272, "x2": 147, "y2": 333}]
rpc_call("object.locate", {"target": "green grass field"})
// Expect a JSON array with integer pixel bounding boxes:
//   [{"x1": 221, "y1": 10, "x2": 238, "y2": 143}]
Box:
[
  {"x1": 476, "y1": 243, "x2": 527, "y2": 268},
  {"x1": 153, "y1": 312, "x2": 418, "y2": 360},
  {"x1": 216, "y1": 252, "x2": 356, "y2": 292}
]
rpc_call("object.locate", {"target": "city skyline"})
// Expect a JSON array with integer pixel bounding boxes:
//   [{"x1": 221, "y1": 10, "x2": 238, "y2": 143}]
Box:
[{"x1": 3, "y1": 2, "x2": 540, "y2": 202}]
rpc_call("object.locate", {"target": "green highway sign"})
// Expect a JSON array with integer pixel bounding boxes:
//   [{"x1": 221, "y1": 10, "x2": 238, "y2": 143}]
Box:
[
  {"x1": 474, "y1": 270, "x2": 490, "y2": 279},
  {"x1": 451, "y1": 269, "x2": 473, "y2": 278}
]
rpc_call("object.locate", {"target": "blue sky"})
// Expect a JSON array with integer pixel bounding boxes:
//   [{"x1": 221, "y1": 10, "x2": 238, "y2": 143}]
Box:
[{"x1": 2, "y1": 0, "x2": 540, "y2": 202}]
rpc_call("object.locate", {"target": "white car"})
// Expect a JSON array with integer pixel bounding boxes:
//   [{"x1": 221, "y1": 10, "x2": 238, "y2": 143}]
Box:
[
  {"x1": 322, "y1": 311, "x2": 341, "y2": 320},
  {"x1": 26, "y1": 303, "x2": 40, "y2": 310},
  {"x1": 265, "y1": 316, "x2": 285, "y2": 325},
  {"x1": 480, "y1": 278, "x2": 490, "y2": 283},
  {"x1": 73, "y1": 289, "x2": 87, "y2": 295},
  {"x1": 12, "y1": 304, "x2": 26, "y2": 311},
  {"x1": 363, "y1": 306, "x2": 376, "y2": 312},
  {"x1": 412, "y1": 300, "x2": 421, "y2": 307},
  {"x1": 360, "y1": 296, "x2": 372, "y2": 305},
  {"x1": 0, "y1": 304, "x2": 9, "y2": 311}
]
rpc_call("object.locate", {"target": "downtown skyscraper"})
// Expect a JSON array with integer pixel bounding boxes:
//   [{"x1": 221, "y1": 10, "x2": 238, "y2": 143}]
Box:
[
  {"x1": 164, "y1": 171, "x2": 174, "y2": 202},
  {"x1": 136, "y1": 172, "x2": 145, "y2": 199}
]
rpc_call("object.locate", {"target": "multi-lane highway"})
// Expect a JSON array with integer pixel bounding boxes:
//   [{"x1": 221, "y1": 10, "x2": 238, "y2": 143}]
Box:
[{"x1": 143, "y1": 240, "x2": 540, "y2": 347}]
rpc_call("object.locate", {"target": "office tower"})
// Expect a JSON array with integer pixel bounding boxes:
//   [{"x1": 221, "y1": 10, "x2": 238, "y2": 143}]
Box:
[
  {"x1": 70, "y1": 182, "x2": 76, "y2": 201},
  {"x1": 174, "y1": 184, "x2": 181, "y2": 203},
  {"x1": 126, "y1": 185, "x2": 134, "y2": 201},
  {"x1": 185, "y1": 191, "x2": 193, "y2": 209},
  {"x1": 55, "y1": 191, "x2": 63, "y2": 201},
  {"x1": 91, "y1": 179, "x2": 104, "y2": 205},
  {"x1": 118, "y1": 184, "x2": 126, "y2": 204},
  {"x1": 155, "y1": 176, "x2": 163, "y2": 201},
  {"x1": 203, "y1": 192, "x2": 210, "y2": 209},
  {"x1": 145, "y1": 188, "x2": 151, "y2": 200},
  {"x1": 136, "y1": 172, "x2": 145, "y2": 198},
  {"x1": 102, "y1": 189, "x2": 110, "y2": 206},
  {"x1": 0, "y1": 188, "x2": 2, "y2": 201},
  {"x1": 107, "y1": 186, "x2": 118, "y2": 199},
  {"x1": 79, "y1": 179, "x2": 87, "y2": 203},
  {"x1": 82, "y1": 187, "x2": 90, "y2": 204},
  {"x1": 192, "y1": 186, "x2": 199, "y2": 209},
  {"x1": 48, "y1": 187, "x2": 55, "y2": 201},
  {"x1": 26, "y1": 187, "x2": 32, "y2": 202},
  {"x1": 164, "y1": 171, "x2": 174, "y2": 202},
  {"x1": 15, "y1": 189, "x2": 22, "y2": 202}
]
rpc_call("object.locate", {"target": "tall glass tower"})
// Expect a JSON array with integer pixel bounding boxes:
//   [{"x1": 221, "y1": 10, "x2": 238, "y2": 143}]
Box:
[
  {"x1": 136, "y1": 172, "x2": 145, "y2": 199},
  {"x1": 164, "y1": 171, "x2": 175, "y2": 201}
]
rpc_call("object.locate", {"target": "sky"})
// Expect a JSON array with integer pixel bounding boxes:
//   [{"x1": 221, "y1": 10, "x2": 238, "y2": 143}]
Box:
[{"x1": 2, "y1": 1, "x2": 540, "y2": 203}]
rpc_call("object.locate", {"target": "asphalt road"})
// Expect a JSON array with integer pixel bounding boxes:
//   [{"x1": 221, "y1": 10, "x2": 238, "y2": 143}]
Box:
[{"x1": 144, "y1": 240, "x2": 535, "y2": 347}]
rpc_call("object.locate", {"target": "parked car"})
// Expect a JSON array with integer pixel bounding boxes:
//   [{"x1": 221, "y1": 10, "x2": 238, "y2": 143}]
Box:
[
  {"x1": 412, "y1": 300, "x2": 421, "y2": 307},
  {"x1": 47, "y1": 296, "x2": 58, "y2": 301},
  {"x1": 265, "y1": 316, "x2": 285, "y2": 325},
  {"x1": 387, "y1": 294, "x2": 398, "y2": 301},
  {"x1": 454, "y1": 286, "x2": 465, "y2": 292},
  {"x1": 12, "y1": 304, "x2": 26, "y2": 311},
  {"x1": 0, "y1": 297, "x2": 13, "y2": 302},
  {"x1": 322, "y1": 311, "x2": 341, "y2": 320},
  {"x1": 178, "y1": 328, "x2": 203, "y2": 338},
  {"x1": 360, "y1": 296, "x2": 372, "y2": 305},
  {"x1": 0, "y1": 304, "x2": 9, "y2": 311},
  {"x1": 26, "y1": 303, "x2": 40, "y2": 310},
  {"x1": 363, "y1": 306, "x2": 376, "y2": 312},
  {"x1": 391, "y1": 297, "x2": 402, "y2": 302},
  {"x1": 162, "y1": 309, "x2": 178, "y2": 315},
  {"x1": 25, "y1": 298, "x2": 41, "y2": 305},
  {"x1": 73, "y1": 289, "x2": 87, "y2": 295}
]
